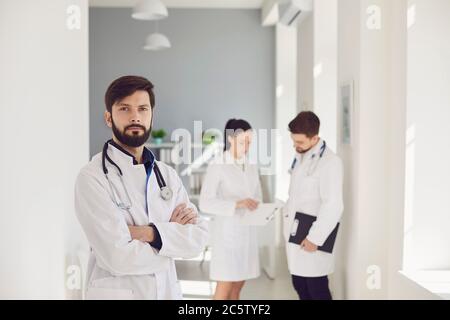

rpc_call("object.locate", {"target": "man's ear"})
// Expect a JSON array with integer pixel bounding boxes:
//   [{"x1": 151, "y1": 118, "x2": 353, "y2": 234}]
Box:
[
  {"x1": 104, "y1": 111, "x2": 112, "y2": 128},
  {"x1": 312, "y1": 135, "x2": 320, "y2": 145}
]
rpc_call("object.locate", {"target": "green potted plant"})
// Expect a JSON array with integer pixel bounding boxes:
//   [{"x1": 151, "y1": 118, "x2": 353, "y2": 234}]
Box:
[
  {"x1": 151, "y1": 129, "x2": 167, "y2": 145},
  {"x1": 202, "y1": 130, "x2": 220, "y2": 145}
]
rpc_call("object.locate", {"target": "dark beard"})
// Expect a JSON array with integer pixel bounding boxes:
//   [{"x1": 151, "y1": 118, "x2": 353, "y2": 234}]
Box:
[
  {"x1": 111, "y1": 119, "x2": 151, "y2": 148},
  {"x1": 297, "y1": 147, "x2": 311, "y2": 154}
]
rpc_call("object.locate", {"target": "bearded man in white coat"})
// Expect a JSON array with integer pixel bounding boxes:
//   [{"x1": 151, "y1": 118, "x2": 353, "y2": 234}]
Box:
[
  {"x1": 284, "y1": 111, "x2": 343, "y2": 300},
  {"x1": 74, "y1": 76, "x2": 208, "y2": 300}
]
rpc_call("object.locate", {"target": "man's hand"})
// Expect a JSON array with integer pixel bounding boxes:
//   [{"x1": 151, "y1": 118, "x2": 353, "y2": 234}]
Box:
[
  {"x1": 128, "y1": 225, "x2": 154, "y2": 242},
  {"x1": 236, "y1": 198, "x2": 259, "y2": 211},
  {"x1": 170, "y1": 203, "x2": 197, "y2": 225},
  {"x1": 300, "y1": 238, "x2": 318, "y2": 252}
]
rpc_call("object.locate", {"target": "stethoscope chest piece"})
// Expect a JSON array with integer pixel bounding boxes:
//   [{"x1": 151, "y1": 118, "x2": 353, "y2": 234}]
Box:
[{"x1": 160, "y1": 186, "x2": 173, "y2": 201}]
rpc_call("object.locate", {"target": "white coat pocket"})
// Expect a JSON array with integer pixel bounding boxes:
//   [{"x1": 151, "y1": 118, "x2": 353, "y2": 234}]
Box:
[{"x1": 85, "y1": 287, "x2": 134, "y2": 300}]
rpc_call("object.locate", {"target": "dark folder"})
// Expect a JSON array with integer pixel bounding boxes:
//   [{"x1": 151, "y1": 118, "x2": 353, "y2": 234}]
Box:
[{"x1": 288, "y1": 212, "x2": 340, "y2": 254}]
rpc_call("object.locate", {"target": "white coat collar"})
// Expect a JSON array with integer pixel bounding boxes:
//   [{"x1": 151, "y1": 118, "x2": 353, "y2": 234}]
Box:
[
  {"x1": 107, "y1": 141, "x2": 155, "y2": 171},
  {"x1": 223, "y1": 150, "x2": 247, "y2": 169},
  {"x1": 109, "y1": 143, "x2": 137, "y2": 166}
]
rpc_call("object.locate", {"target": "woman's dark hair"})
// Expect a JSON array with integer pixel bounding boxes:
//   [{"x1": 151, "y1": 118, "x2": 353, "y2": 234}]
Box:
[
  {"x1": 105, "y1": 75, "x2": 155, "y2": 113},
  {"x1": 223, "y1": 118, "x2": 252, "y2": 151}
]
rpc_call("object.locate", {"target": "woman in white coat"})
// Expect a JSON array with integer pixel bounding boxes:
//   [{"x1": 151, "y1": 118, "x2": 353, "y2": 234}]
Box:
[{"x1": 199, "y1": 119, "x2": 262, "y2": 300}]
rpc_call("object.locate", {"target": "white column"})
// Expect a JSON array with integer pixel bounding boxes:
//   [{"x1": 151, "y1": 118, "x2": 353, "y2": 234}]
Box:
[
  {"x1": 313, "y1": 0, "x2": 338, "y2": 152},
  {"x1": 0, "y1": 0, "x2": 89, "y2": 299},
  {"x1": 261, "y1": 23, "x2": 297, "y2": 279},
  {"x1": 297, "y1": 14, "x2": 314, "y2": 113},
  {"x1": 275, "y1": 23, "x2": 298, "y2": 203}
]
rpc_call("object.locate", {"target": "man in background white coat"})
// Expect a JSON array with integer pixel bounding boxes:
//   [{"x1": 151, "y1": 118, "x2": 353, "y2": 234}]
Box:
[{"x1": 284, "y1": 111, "x2": 344, "y2": 300}]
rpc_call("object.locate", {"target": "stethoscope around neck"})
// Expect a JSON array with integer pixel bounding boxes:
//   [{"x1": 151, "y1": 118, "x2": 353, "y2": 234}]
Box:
[
  {"x1": 289, "y1": 140, "x2": 327, "y2": 176},
  {"x1": 101, "y1": 140, "x2": 173, "y2": 211}
]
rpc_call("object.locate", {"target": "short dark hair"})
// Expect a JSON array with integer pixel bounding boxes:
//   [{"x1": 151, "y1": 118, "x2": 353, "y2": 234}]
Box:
[
  {"x1": 104, "y1": 75, "x2": 155, "y2": 113},
  {"x1": 288, "y1": 111, "x2": 320, "y2": 138},
  {"x1": 224, "y1": 118, "x2": 252, "y2": 151}
]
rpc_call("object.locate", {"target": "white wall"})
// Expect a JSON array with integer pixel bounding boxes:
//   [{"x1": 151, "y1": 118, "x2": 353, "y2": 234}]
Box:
[
  {"x1": 352, "y1": 0, "x2": 392, "y2": 299},
  {"x1": 337, "y1": 0, "x2": 439, "y2": 299},
  {"x1": 404, "y1": 0, "x2": 450, "y2": 271},
  {"x1": 0, "y1": 0, "x2": 89, "y2": 299},
  {"x1": 89, "y1": 8, "x2": 275, "y2": 157},
  {"x1": 335, "y1": 0, "x2": 361, "y2": 300}
]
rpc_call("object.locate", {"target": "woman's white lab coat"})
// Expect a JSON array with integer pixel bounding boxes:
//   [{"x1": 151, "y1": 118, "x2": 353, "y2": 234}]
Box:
[
  {"x1": 283, "y1": 139, "x2": 343, "y2": 277},
  {"x1": 199, "y1": 151, "x2": 262, "y2": 282},
  {"x1": 74, "y1": 143, "x2": 208, "y2": 299}
]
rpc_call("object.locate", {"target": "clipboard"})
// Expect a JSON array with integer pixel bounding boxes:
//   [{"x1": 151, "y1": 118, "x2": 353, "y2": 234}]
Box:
[
  {"x1": 288, "y1": 212, "x2": 340, "y2": 253},
  {"x1": 237, "y1": 203, "x2": 282, "y2": 226}
]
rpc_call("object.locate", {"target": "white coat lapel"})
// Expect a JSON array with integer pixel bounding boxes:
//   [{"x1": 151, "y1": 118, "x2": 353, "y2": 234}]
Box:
[{"x1": 145, "y1": 165, "x2": 167, "y2": 222}]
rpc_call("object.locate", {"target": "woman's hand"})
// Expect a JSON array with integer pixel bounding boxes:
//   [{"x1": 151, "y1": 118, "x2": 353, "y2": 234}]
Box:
[{"x1": 236, "y1": 198, "x2": 259, "y2": 211}]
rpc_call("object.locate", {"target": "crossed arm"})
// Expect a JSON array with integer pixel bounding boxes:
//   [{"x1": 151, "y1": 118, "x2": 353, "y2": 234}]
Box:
[{"x1": 128, "y1": 203, "x2": 197, "y2": 243}]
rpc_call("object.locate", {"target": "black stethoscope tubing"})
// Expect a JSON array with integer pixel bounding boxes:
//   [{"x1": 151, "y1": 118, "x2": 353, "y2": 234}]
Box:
[{"x1": 102, "y1": 141, "x2": 168, "y2": 191}]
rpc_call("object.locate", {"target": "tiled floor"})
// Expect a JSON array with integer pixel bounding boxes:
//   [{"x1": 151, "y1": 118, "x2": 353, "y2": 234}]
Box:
[{"x1": 175, "y1": 251, "x2": 298, "y2": 300}]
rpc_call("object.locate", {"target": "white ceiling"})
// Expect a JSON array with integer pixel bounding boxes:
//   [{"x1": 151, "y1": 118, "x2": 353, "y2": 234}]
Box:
[{"x1": 89, "y1": 0, "x2": 265, "y2": 9}]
